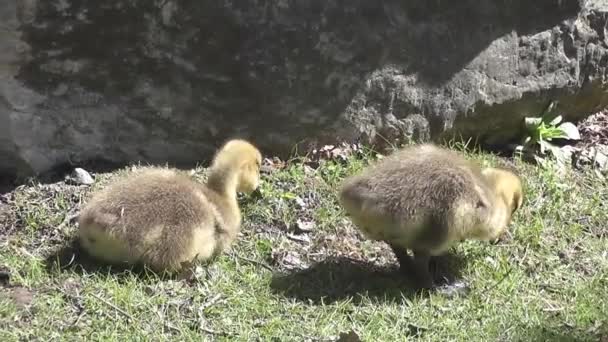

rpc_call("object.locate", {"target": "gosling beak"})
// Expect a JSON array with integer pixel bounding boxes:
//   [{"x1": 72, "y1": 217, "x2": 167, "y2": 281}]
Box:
[{"x1": 490, "y1": 230, "x2": 511, "y2": 244}]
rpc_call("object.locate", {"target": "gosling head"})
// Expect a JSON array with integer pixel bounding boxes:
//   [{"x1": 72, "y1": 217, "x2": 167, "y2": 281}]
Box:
[
  {"x1": 481, "y1": 167, "x2": 524, "y2": 239},
  {"x1": 212, "y1": 139, "x2": 262, "y2": 194}
]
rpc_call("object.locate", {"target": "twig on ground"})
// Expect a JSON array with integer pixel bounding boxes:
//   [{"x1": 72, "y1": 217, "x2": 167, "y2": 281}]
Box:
[
  {"x1": 91, "y1": 293, "x2": 135, "y2": 322},
  {"x1": 94, "y1": 292, "x2": 232, "y2": 337},
  {"x1": 57, "y1": 209, "x2": 80, "y2": 231},
  {"x1": 483, "y1": 268, "x2": 514, "y2": 293},
  {"x1": 70, "y1": 306, "x2": 86, "y2": 327},
  {"x1": 200, "y1": 293, "x2": 223, "y2": 310},
  {"x1": 230, "y1": 253, "x2": 274, "y2": 272},
  {"x1": 199, "y1": 326, "x2": 227, "y2": 336},
  {"x1": 154, "y1": 308, "x2": 183, "y2": 334},
  {"x1": 52, "y1": 285, "x2": 86, "y2": 328},
  {"x1": 18, "y1": 246, "x2": 38, "y2": 260}
]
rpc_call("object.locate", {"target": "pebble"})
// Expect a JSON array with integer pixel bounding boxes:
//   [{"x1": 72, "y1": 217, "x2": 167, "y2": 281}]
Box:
[{"x1": 67, "y1": 168, "x2": 95, "y2": 185}]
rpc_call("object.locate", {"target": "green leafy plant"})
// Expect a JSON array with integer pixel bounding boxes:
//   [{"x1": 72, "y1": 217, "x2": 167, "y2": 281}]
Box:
[{"x1": 516, "y1": 103, "x2": 580, "y2": 164}]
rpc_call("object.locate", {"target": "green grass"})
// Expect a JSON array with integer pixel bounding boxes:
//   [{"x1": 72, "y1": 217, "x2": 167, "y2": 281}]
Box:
[{"x1": 1, "y1": 143, "x2": 607, "y2": 341}]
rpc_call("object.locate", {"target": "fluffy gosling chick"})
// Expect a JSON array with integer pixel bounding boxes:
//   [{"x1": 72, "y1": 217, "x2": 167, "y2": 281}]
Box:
[
  {"x1": 338, "y1": 144, "x2": 523, "y2": 287},
  {"x1": 78, "y1": 139, "x2": 262, "y2": 273}
]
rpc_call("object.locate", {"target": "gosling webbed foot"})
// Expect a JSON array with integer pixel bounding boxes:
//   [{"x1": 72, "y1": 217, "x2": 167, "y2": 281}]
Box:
[
  {"x1": 411, "y1": 250, "x2": 435, "y2": 289},
  {"x1": 388, "y1": 243, "x2": 435, "y2": 289},
  {"x1": 387, "y1": 243, "x2": 414, "y2": 273}
]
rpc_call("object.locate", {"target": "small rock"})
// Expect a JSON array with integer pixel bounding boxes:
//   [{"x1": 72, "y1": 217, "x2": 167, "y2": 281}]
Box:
[
  {"x1": 595, "y1": 151, "x2": 608, "y2": 169},
  {"x1": 66, "y1": 168, "x2": 95, "y2": 185}
]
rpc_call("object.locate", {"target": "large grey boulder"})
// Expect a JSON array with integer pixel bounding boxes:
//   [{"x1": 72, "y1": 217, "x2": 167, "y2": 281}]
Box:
[{"x1": 0, "y1": 0, "x2": 606, "y2": 179}]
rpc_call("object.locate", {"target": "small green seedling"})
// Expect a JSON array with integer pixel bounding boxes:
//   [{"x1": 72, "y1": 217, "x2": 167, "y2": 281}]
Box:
[{"x1": 516, "y1": 103, "x2": 580, "y2": 165}]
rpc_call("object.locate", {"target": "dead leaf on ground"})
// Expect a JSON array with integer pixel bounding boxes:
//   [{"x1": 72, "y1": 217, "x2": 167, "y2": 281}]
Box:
[
  {"x1": 308, "y1": 143, "x2": 363, "y2": 165},
  {"x1": 62, "y1": 277, "x2": 83, "y2": 297},
  {"x1": 261, "y1": 157, "x2": 286, "y2": 173},
  {"x1": 578, "y1": 110, "x2": 608, "y2": 147},
  {"x1": 295, "y1": 219, "x2": 315, "y2": 233},
  {"x1": 294, "y1": 196, "x2": 307, "y2": 209},
  {"x1": 274, "y1": 251, "x2": 309, "y2": 270},
  {"x1": 286, "y1": 233, "x2": 311, "y2": 244}
]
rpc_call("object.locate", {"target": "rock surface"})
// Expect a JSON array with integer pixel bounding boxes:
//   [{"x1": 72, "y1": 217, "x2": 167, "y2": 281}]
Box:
[{"x1": 0, "y1": 0, "x2": 607, "y2": 179}]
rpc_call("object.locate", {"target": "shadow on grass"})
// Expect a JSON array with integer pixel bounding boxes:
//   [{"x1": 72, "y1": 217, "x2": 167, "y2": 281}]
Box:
[
  {"x1": 512, "y1": 325, "x2": 606, "y2": 342},
  {"x1": 42, "y1": 237, "x2": 190, "y2": 282},
  {"x1": 270, "y1": 251, "x2": 468, "y2": 304}
]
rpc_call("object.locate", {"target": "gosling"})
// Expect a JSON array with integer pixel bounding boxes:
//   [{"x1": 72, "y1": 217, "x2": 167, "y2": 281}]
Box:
[
  {"x1": 78, "y1": 139, "x2": 262, "y2": 273},
  {"x1": 339, "y1": 144, "x2": 523, "y2": 288}
]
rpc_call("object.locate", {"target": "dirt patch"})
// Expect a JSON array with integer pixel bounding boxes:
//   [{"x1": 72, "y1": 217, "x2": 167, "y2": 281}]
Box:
[{"x1": 1, "y1": 286, "x2": 35, "y2": 309}]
